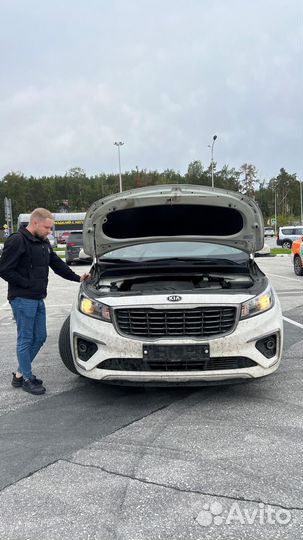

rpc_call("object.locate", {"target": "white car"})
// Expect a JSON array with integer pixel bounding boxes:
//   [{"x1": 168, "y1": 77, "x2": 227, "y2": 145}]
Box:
[
  {"x1": 58, "y1": 185, "x2": 283, "y2": 385},
  {"x1": 264, "y1": 227, "x2": 275, "y2": 237}
]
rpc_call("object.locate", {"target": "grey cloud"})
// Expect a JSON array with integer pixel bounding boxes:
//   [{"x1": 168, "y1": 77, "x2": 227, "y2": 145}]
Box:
[{"x1": 0, "y1": 0, "x2": 301, "y2": 179}]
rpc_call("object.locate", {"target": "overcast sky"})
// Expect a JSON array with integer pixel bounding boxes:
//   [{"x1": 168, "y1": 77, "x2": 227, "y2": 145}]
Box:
[{"x1": 0, "y1": 0, "x2": 301, "y2": 181}]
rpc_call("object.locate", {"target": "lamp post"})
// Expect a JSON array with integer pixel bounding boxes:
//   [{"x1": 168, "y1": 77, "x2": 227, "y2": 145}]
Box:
[
  {"x1": 274, "y1": 189, "x2": 277, "y2": 235},
  {"x1": 4, "y1": 194, "x2": 13, "y2": 236},
  {"x1": 209, "y1": 135, "x2": 217, "y2": 189},
  {"x1": 114, "y1": 141, "x2": 124, "y2": 193}
]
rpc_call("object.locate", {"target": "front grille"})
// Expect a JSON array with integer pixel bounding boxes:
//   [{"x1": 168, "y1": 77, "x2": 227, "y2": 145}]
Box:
[
  {"x1": 114, "y1": 306, "x2": 237, "y2": 338},
  {"x1": 99, "y1": 357, "x2": 256, "y2": 372}
]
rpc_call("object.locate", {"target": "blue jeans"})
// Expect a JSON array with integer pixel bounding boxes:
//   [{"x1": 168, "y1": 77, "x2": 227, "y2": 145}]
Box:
[{"x1": 10, "y1": 298, "x2": 47, "y2": 380}]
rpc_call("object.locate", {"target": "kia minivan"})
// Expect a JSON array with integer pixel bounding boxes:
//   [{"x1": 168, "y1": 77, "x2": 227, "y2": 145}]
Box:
[{"x1": 58, "y1": 185, "x2": 283, "y2": 385}]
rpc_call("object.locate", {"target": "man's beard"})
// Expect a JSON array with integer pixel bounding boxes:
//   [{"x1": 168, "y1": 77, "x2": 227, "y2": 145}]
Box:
[{"x1": 35, "y1": 232, "x2": 46, "y2": 240}]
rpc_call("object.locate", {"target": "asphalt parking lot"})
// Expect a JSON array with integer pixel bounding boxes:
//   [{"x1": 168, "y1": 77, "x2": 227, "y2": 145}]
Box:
[{"x1": 0, "y1": 255, "x2": 302, "y2": 539}]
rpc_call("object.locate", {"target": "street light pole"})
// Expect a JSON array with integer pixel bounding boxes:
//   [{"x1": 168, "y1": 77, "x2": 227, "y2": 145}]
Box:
[
  {"x1": 114, "y1": 141, "x2": 124, "y2": 192},
  {"x1": 4, "y1": 196, "x2": 13, "y2": 235},
  {"x1": 274, "y1": 189, "x2": 277, "y2": 235},
  {"x1": 210, "y1": 135, "x2": 217, "y2": 189}
]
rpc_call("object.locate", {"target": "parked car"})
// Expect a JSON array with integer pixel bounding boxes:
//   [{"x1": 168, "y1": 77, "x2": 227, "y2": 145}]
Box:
[
  {"x1": 291, "y1": 237, "x2": 303, "y2": 275},
  {"x1": 59, "y1": 231, "x2": 72, "y2": 244},
  {"x1": 65, "y1": 231, "x2": 83, "y2": 265},
  {"x1": 264, "y1": 227, "x2": 275, "y2": 237},
  {"x1": 58, "y1": 185, "x2": 283, "y2": 386},
  {"x1": 276, "y1": 225, "x2": 303, "y2": 249}
]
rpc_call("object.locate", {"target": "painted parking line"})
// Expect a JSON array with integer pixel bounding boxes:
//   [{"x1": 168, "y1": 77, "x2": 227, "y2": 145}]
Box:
[
  {"x1": 267, "y1": 272, "x2": 302, "y2": 282},
  {"x1": 283, "y1": 316, "x2": 303, "y2": 329},
  {"x1": 276, "y1": 290, "x2": 303, "y2": 295},
  {"x1": 45, "y1": 304, "x2": 72, "y2": 308},
  {"x1": 1, "y1": 302, "x2": 72, "y2": 309}
]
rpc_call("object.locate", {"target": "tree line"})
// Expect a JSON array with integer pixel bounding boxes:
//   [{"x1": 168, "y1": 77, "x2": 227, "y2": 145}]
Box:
[{"x1": 0, "y1": 163, "x2": 301, "y2": 230}]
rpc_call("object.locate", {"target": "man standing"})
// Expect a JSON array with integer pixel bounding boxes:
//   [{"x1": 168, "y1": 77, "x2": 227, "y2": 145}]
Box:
[{"x1": 0, "y1": 208, "x2": 90, "y2": 395}]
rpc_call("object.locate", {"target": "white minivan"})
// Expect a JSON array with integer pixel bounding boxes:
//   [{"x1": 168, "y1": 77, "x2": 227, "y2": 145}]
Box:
[{"x1": 58, "y1": 184, "x2": 283, "y2": 386}]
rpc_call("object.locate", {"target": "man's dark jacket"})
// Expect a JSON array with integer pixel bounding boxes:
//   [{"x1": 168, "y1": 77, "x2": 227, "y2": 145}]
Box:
[{"x1": 0, "y1": 226, "x2": 80, "y2": 300}]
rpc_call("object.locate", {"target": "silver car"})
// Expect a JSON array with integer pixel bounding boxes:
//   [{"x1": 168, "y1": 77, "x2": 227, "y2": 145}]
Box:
[{"x1": 59, "y1": 185, "x2": 283, "y2": 385}]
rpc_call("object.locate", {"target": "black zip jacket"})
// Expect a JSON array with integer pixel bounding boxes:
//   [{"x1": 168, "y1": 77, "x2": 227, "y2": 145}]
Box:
[{"x1": 0, "y1": 226, "x2": 80, "y2": 300}]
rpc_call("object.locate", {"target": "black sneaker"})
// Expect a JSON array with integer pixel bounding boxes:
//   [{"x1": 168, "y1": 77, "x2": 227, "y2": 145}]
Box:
[
  {"x1": 31, "y1": 374, "x2": 43, "y2": 386},
  {"x1": 23, "y1": 379, "x2": 46, "y2": 395},
  {"x1": 11, "y1": 372, "x2": 23, "y2": 388},
  {"x1": 12, "y1": 373, "x2": 43, "y2": 387}
]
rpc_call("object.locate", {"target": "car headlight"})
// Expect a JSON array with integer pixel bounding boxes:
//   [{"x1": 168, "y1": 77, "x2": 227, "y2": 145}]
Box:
[
  {"x1": 240, "y1": 285, "x2": 274, "y2": 320},
  {"x1": 79, "y1": 294, "x2": 111, "y2": 322}
]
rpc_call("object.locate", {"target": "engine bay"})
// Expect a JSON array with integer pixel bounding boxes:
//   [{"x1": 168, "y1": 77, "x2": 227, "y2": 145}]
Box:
[{"x1": 85, "y1": 261, "x2": 265, "y2": 296}]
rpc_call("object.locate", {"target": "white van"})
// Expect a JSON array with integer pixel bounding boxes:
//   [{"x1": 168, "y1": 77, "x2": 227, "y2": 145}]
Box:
[{"x1": 58, "y1": 184, "x2": 283, "y2": 385}]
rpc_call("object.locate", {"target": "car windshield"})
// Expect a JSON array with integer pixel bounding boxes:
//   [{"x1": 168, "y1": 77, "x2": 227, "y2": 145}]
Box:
[{"x1": 99, "y1": 242, "x2": 248, "y2": 263}]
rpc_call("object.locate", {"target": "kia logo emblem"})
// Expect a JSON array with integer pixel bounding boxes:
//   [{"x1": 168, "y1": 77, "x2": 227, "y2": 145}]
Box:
[{"x1": 167, "y1": 295, "x2": 182, "y2": 302}]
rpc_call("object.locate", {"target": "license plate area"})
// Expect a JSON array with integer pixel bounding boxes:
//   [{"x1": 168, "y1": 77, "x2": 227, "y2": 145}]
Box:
[{"x1": 142, "y1": 344, "x2": 210, "y2": 362}]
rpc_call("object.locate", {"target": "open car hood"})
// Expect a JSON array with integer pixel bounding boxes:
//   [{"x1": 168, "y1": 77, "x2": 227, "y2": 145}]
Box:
[{"x1": 82, "y1": 184, "x2": 264, "y2": 257}]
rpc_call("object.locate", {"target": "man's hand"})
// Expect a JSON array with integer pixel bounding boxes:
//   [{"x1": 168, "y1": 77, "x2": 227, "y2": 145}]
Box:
[{"x1": 80, "y1": 272, "x2": 91, "y2": 282}]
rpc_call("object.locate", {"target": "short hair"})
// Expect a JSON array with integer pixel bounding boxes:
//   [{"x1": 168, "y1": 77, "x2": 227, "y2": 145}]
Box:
[{"x1": 30, "y1": 208, "x2": 54, "y2": 223}]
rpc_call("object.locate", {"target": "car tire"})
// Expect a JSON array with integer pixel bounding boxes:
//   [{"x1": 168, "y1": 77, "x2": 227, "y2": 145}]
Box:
[
  {"x1": 282, "y1": 240, "x2": 292, "y2": 249},
  {"x1": 294, "y1": 255, "x2": 303, "y2": 276},
  {"x1": 58, "y1": 316, "x2": 79, "y2": 374}
]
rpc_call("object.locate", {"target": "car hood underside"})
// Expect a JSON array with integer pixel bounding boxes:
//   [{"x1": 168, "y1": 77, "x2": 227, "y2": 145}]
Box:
[{"x1": 82, "y1": 185, "x2": 264, "y2": 257}]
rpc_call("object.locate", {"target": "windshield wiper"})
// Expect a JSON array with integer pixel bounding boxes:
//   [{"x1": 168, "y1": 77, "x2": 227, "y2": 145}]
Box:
[
  {"x1": 98, "y1": 257, "x2": 247, "y2": 267},
  {"x1": 99, "y1": 258, "x2": 138, "y2": 264},
  {"x1": 139, "y1": 257, "x2": 244, "y2": 265}
]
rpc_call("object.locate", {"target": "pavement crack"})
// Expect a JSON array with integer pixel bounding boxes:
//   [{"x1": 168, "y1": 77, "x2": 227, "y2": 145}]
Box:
[
  {"x1": 90, "y1": 391, "x2": 192, "y2": 439},
  {"x1": 0, "y1": 458, "x2": 62, "y2": 494},
  {"x1": 62, "y1": 458, "x2": 303, "y2": 512}
]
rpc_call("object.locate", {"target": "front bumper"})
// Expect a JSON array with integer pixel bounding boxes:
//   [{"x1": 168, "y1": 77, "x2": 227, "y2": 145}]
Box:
[{"x1": 69, "y1": 301, "x2": 283, "y2": 384}]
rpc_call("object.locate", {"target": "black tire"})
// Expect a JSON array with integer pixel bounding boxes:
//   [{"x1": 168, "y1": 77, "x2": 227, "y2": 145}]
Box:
[
  {"x1": 58, "y1": 316, "x2": 79, "y2": 374},
  {"x1": 282, "y1": 240, "x2": 292, "y2": 249},
  {"x1": 294, "y1": 255, "x2": 303, "y2": 276}
]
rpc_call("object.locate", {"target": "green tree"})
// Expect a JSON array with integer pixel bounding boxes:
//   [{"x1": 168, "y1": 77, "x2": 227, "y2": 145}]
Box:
[
  {"x1": 239, "y1": 163, "x2": 258, "y2": 196},
  {"x1": 186, "y1": 161, "x2": 209, "y2": 185},
  {"x1": 0, "y1": 172, "x2": 28, "y2": 228},
  {"x1": 268, "y1": 168, "x2": 299, "y2": 220},
  {"x1": 214, "y1": 165, "x2": 241, "y2": 192}
]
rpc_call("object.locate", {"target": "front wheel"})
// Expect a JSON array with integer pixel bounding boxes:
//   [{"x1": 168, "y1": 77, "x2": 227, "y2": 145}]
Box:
[
  {"x1": 294, "y1": 255, "x2": 303, "y2": 276},
  {"x1": 58, "y1": 316, "x2": 79, "y2": 374},
  {"x1": 282, "y1": 240, "x2": 292, "y2": 249}
]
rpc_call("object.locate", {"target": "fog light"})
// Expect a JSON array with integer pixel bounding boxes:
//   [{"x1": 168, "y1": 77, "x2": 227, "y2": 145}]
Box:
[
  {"x1": 77, "y1": 338, "x2": 98, "y2": 361},
  {"x1": 255, "y1": 334, "x2": 277, "y2": 359},
  {"x1": 79, "y1": 342, "x2": 88, "y2": 353}
]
